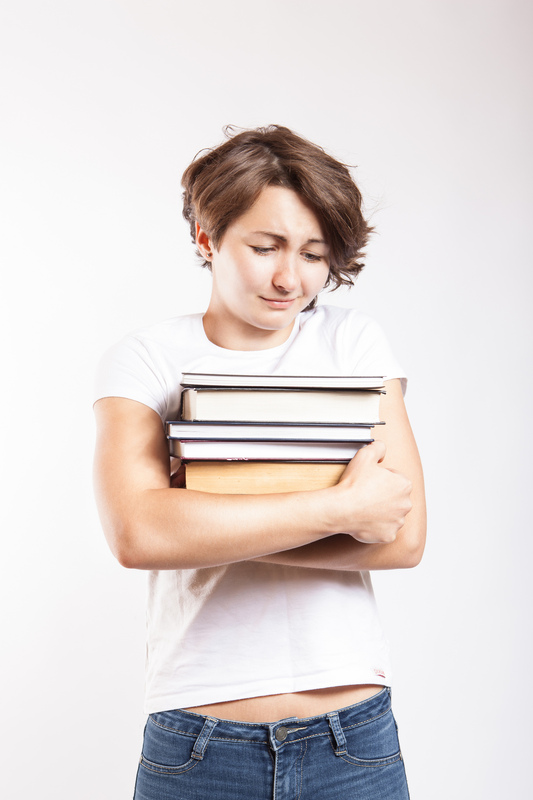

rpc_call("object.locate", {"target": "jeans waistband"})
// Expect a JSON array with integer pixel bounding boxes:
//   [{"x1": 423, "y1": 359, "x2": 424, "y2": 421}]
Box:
[{"x1": 148, "y1": 688, "x2": 392, "y2": 752}]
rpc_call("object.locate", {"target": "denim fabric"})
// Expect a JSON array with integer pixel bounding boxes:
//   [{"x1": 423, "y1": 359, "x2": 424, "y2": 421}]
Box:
[{"x1": 133, "y1": 688, "x2": 410, "y2": 799}]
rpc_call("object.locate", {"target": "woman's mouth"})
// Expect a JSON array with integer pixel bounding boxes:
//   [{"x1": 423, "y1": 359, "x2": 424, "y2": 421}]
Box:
[{"x1": 260, "y1": 297, "x2": 298, "y2": 309}]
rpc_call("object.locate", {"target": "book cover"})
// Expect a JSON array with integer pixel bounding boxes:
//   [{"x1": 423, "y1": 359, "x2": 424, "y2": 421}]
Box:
[
  {"x1": 183, "y1": 460, "x2": 349, "y2": 494},
  {"x1": 180, "y1": 388, "x2": 382, "y2": 424},
  {"x1": 180, "y1": 372, "x2": 385, "y2": 390}
]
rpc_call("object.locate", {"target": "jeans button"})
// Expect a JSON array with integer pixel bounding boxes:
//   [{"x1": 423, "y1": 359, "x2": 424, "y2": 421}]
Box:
[{"x1": 275, "y1": 726, "x2": 288, "y2": 742}]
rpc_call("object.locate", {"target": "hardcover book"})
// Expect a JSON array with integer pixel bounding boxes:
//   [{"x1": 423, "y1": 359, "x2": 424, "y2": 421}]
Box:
[{"x1": 182, "y1": 460, "x2": 349, "y2": 494}]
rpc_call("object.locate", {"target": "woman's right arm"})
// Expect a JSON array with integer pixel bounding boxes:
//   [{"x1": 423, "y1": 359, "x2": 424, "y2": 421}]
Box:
[{"x1": 93, "y1": 397, "x2": 412, "y2": 570}]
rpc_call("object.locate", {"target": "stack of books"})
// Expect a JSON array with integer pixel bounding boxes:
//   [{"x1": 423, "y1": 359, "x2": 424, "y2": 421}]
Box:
[{"x1": 166, "y1": 372, "x2": 385, "y2": 494}]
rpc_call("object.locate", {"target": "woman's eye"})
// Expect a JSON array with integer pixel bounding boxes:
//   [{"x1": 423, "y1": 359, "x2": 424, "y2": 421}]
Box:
[
  {"x1": 303, "y1": 253, "x2": 323, "y2": 262},
  {"x1": 251, "y1": 246, "x2": 274, "y2": 255}
]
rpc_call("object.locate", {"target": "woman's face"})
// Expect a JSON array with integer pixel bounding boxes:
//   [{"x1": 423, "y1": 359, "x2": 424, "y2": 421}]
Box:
[{"x1": 200, "y1": 185, "x2": 330, "y2": 350}]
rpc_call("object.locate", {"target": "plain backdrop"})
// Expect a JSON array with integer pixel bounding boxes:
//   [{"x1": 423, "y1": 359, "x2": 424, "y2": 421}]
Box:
[{"x1": 1, "y1": 1, "x2": 532, "y2": 797}]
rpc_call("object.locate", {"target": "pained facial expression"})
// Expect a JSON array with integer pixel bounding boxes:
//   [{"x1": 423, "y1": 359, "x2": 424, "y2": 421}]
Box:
[{"x1": 200, "y1": 186, "x2": 330, "y2": 350}]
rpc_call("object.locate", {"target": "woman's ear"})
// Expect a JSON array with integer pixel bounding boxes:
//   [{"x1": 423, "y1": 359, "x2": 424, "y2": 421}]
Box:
[{"x1": 196, "y1": 222, "x2": 213, "y2": 261}]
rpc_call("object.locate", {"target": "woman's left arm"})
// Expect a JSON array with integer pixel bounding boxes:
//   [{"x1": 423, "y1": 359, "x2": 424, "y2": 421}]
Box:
[{"x1": 253, "y1": 379, "x2": 427, "y2": 571}]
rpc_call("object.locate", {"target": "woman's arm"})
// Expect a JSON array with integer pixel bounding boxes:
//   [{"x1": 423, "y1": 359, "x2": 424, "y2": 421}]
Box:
[
  {"x1": 253, "y1": 380, "x2": 426, "y2": 570},
  {"x1": 93, "y1": 390, "x2": 414, "y2": 571}
]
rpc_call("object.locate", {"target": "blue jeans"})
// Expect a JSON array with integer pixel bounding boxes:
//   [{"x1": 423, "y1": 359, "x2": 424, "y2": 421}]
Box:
[{"x1": 133, "y1": 688, "x2": 410, "y2": 799}]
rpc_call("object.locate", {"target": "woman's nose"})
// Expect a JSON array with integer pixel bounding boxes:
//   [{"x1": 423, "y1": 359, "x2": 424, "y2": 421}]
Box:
[{"x1": 272, "y1": 257, "x2": 299, "y2": 293}]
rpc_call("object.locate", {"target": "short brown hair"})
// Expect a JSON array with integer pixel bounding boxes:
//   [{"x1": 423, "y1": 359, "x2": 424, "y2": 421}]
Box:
[{"x1": 181, "y1": 125, "x2": 372, "y2": 297}]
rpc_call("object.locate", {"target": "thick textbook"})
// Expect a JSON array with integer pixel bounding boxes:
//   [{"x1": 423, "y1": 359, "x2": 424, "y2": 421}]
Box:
[
  {"x1": 180, "y1": 388, "x2": 382, "y2": 424},
  {"x1": 183, "y1": 460, "x2": 348, "y2": 494}
]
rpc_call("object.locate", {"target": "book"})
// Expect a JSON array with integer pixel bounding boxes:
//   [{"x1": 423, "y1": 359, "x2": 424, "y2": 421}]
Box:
[
  {"x1": 183, "y1": 460, "x2": 349, "y2": 494},
  {"x1": 171, "y1": 439, "x2": 368, "y2": 461},
  {"x1": 181, "y1": 372, "x2": 385, "y2": 390},
  {"x1": 180, "y1": 388, "x2": 382, "y2": 424},
  {"x1": 166, "y1": 420, "x2": 378, "y2": 443}
]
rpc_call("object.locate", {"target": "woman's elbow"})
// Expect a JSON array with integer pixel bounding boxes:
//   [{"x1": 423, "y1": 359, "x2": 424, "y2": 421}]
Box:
[
  {"x1": 401, "y1": 544, "x2": 425, "y2": 569},
  {"x1": 400, "y1": 520, "x2": 426, "y2": 569},
  {"x1": 115, "y1": 540, "x2": 145, "y2": 570},
  {"x1": 106, "y1": 515, "x2": 194, "y2": 571},
  {"x1": 104, "y1": 519, "x2": 148, "y2": 570}
]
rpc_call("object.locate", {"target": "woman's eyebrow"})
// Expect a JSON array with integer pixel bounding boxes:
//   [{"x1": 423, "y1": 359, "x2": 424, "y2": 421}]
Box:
[{"x1": 251, "y1": 230, "x2": 327, "y2": 245}]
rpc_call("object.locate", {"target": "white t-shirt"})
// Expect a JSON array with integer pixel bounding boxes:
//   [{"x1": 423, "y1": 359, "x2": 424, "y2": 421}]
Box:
[{"x1": 94, "y1": 304, "x2": 406, "y2": 713}]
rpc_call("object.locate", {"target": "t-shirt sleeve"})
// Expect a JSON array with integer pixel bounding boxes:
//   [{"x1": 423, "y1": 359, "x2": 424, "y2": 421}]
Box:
[
  {"x1": 350, "y1": 316, "x2": 407, "y2": 396},
  {"x1": 93, "y1": 335, "x2": 168, "y2": 419}
]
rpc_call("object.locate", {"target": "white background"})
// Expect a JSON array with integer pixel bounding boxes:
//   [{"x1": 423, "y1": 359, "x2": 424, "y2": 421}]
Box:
[{"x1": 1, "y1": 1, "x2": 531, "y2": 797}]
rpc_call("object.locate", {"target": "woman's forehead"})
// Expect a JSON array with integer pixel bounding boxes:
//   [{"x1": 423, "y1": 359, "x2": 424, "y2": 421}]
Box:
[{"x1": 231, "y1": 185, "x2": 326, "y2": 240}]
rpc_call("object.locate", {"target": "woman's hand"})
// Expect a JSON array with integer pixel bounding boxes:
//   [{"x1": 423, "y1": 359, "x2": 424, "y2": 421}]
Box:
[{"x1": 332, "y1": 440, "x2": 413, "y2": 544}]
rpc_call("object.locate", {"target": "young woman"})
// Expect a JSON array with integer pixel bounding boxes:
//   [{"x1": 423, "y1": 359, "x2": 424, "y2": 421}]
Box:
[{"x1": 93, "y1": 125, "x2": 426, "y2": 800}]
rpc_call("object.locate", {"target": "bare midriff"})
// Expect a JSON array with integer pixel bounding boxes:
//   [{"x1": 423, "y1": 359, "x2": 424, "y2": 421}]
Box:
[{"x1": 186, "y1": 684, "x2": 383, "y2": 723}]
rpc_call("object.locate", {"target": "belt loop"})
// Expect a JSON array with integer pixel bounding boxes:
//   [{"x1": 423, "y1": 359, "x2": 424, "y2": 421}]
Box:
[
  {"x1": 327, "y1": 711, "x2": 347, "y2": 756},
  {"x1": 191, "y1": 716, "x2": 218, "y2": 760}
]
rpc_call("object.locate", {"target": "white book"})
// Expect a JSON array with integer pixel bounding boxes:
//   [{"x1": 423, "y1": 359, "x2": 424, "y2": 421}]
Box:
[
  {"x1": 167, "y1": 420, "x2": 378, "y2": 442},
  {"x1": 171, "y1": 439, "x2": 368, "y2": 461},
  {"x1": 180, "y1": 387, "x2": 382, "y2": 424},
  {"x1": 181, "y1": 372, "x2": 385, "y2": 390}
]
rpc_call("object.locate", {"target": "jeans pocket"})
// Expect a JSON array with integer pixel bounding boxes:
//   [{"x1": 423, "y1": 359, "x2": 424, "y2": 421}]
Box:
[
  {"x1": 338, "y1": 708, "x2": 402, "y2": 768},
  {"x1": 139, "y1": 715, "x2": 201, "y2": 776}
]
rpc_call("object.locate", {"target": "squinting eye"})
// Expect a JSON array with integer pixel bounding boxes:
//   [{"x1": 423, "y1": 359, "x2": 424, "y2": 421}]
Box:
[{"x1": 303, "y1": 253, "x2": 324, "y2": 262}]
